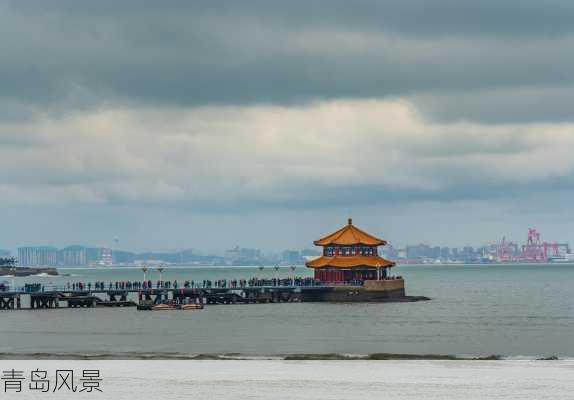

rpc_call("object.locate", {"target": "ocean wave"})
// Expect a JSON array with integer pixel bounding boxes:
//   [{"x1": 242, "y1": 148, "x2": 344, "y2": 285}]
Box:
[{"x1": 0, "y1": 352, "x2": 569, "y2": 361}]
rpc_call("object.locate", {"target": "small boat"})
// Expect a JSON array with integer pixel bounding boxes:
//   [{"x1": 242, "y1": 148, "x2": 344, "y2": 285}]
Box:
[
  {"x1": 138, "y1": 303, "x2": 204, "y2": 311},
  {"x1": 180, "y1": 304, "x2": 204, "y2": 310},
  {"x1": 151, "y1": 303, "x2": 178, "y2": 311}
]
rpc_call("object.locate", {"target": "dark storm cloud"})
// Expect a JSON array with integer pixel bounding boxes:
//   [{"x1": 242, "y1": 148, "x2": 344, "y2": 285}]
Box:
[
  {"x1": 2, "y1": 0, "x2": 574, "y2": 123},
  {"x1": 10, "y1": 0, "x2": 574, "y2": 37}
]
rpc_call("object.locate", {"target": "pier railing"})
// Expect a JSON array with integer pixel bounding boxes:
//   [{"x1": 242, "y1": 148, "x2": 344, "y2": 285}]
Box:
[
  {"x1": 1, "y1": 280, "x2": 324, "y2": 294},
  {"x1": 1, "y1": 276, "x2": 404, "y2": 295}
]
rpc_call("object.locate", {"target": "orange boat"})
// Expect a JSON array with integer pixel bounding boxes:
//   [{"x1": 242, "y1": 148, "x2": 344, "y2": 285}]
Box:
[
  {"x1": 180, "y1": 304, "x2": 204, "y2": 310},
  {"x1": 151, "y1": 303, "x2": 178, "y2": 311}
]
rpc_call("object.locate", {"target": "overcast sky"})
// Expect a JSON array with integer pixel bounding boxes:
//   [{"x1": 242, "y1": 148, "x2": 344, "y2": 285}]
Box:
[{"x1": 1, "y1": 0, "x2": 574, "y2": 253}]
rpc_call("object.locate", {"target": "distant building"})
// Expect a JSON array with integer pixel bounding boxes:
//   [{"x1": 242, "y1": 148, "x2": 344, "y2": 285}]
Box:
[
  {"x1": 239, "y1": 248, "x2": 261, "y2": 262},
  {"x1": 462, "y1": 246, "x2": 475, "y2": 262},
  {"x1": 177, "y1": 249, "x2": 195, "y2": 264},
  {"x1": 100, "y1": 248, "x2": 113, "y2": 266},
  {"x1": 224, "y1": 246, "x2": 262, "y2": 265},
  {"x1": 58, "y1": 245, "x2": 87, "y2": 266},
  {"x1": 379, "y1": 244, "x2": 398, "y2": 259},
  {"x1": 113, "y1": 250, "x2": 136, "y2": 264},
  {"x1": 18, "y1": 246, "x2": 58, "y2": 266},
  {"x1": 300, "y1": 248, "x2": 321, "y2": 257},
  {"x1": 85, "y1": 247, "x2": 113, "y2": 266},
  {"x1": 440, "y1": 247, "x2": 450, "y2": 260},
  {"x1": 224, "y1": 246, "x2": 241, "y2": 262},
  {"x1": 406, "y1": 243, "x2": 431, "y2": 259},
  {"x1": 0, "y1": 249, "x2": 10, "y2": 257},
  {"x1": 397, "y1": 248, "x2": 407, "y2": 259},
  {"x1": 451, "y1": 248, "x2": 459, "y2": 259},
  {"x1": 282, "y1": 250, "x2": 301, "y2": 264},
  {"x1": 86, "y1": 247, "x2": 103, "y2": 264},
  {"x1": 386, "y1": 245, "x2": 399, "y2": 259}
]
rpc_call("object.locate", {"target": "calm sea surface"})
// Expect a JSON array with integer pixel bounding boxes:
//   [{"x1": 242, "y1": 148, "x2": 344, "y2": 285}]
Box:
[{"x1": 1, "y1": 264, "x2": 573, "y2": 357}]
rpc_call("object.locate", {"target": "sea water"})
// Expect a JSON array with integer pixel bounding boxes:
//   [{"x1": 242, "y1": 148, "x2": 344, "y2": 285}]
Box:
[{"x1": 1, "y1": 264, "x2": 573, "y2": 358}]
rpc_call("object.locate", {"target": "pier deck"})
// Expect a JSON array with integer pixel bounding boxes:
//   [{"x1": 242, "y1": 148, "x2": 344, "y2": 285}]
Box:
[
  {"x1": 0, "y1": 285, "x2": 307, "y2": 309},
  {"x1": 0, "y1": 278, "x2": 427, "y2": 310}
]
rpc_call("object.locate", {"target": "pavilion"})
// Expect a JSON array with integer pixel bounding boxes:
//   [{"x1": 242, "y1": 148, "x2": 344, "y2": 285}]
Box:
[{"x1": 306, "y1": 218, "x2": 395, "y2": 284}]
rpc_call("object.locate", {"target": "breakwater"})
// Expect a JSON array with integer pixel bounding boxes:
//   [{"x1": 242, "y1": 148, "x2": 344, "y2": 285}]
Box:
[{"x1": 0, "y1": 266, "x2": 58, "y2": 277}]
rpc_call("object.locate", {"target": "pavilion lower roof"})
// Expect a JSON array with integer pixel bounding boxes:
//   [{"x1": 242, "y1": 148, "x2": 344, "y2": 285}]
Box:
[{"x1": 305, "y1": 255, "x2": 395, "y2": 269}]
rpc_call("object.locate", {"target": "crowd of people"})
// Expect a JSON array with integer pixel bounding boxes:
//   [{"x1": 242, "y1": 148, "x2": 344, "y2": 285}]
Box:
[
  {"x1": 60, "y1": 277, "x2": 321, "y2": 291},
  {"x1": 2, "y1": 276, "x2": 405, "y2": 293},
  {"x1": 1, "y1": 277, "x2": 324, "y2": 293},
  {"x1": 23, "y1": 283, "x2": 43, "y2": 292},
  {"x1": 0, "y1": 283, "x2": 44, "y2": 292}
]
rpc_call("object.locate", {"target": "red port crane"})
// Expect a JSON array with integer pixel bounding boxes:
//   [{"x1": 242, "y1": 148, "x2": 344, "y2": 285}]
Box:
[{"x1": 519, "y1": 228, "x2": 567, "y2": 262}]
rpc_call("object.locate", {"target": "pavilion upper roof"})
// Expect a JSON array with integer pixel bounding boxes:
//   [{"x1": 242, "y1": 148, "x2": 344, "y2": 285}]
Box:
[{"x1": 313, "y1": 218, "x2": 387, "y2": 246}]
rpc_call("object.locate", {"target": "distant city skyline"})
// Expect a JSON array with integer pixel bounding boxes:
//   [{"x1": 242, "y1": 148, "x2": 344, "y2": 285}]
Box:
[
  {"x1": 8, "y1": 223, "x2": 571, "y2": 266},
  {"x1": 2, "y1": 222, "x2": 570, "y2": 257}
]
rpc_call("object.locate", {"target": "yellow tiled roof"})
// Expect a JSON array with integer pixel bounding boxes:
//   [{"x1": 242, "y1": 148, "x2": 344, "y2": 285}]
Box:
[{"x1": 313, "y1": 218, "x2": 387, "y2": 246}]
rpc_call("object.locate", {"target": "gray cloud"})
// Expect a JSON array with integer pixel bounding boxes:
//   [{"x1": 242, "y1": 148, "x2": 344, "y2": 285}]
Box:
[
  {"x1": 413, "y1": 85, "x2": 574, "y2": 123},
  {"x1": 10, "y1": 1, "x2": 574, "y2": 37},
  {"x1": 1, "y1": 1, "x2": 574, "y2": 249},
  {"x1": 1, "y1": 100, "x2": 573, "y2": 210},
  {"x1": 1, "y1": 0, "x2": 574, "y2": 124}
]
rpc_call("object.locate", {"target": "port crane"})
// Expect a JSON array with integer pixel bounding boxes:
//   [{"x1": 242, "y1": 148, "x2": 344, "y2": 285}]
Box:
[{"x1": 519, "y1": 228, "x2": 569, "y2": 262}]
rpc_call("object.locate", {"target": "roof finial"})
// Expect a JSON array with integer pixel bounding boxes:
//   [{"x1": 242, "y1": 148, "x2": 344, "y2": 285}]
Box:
[{"x1": 348, "y1": 217, "x2": 352, "y2": 225}]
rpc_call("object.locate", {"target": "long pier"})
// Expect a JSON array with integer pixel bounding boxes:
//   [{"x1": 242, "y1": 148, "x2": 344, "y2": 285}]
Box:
[
  {"x1": 0, "y1": 285, "x2": 319, "y2": 310},
  {"x1": 0, "y1": 276, "x2": 426, "y2": 310}
]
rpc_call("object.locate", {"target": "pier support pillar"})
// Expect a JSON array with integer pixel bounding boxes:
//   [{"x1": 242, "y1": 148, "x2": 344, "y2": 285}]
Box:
[
  {"x1": 30, "y1": 294, "x2": 59, "y2": 309},
  {"x1": 0, "y1": 295, "x2": 15, "y2": 310}
]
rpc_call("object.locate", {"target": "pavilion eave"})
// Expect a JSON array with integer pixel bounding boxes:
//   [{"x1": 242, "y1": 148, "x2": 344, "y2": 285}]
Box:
[{"x1": 305, "y1": 255, "x2": 395, "y2": 269}]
